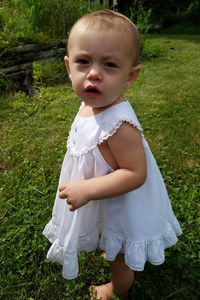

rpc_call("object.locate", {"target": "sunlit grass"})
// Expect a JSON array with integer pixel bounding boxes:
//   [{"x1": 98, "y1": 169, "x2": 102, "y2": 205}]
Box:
[{"x1": 0, "y1": 34, "x2": 199, "y2": 299}]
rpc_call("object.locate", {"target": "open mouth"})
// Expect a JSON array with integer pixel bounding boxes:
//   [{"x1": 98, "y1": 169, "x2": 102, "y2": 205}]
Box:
[{"x1": 85, "y1": 86, "x2": 100, "y2": 94}]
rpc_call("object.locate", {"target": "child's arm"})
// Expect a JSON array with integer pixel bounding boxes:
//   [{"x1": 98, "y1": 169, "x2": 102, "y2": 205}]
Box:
[{"x1": 59, "y1": 122, "x2": 147, "y2": 211}]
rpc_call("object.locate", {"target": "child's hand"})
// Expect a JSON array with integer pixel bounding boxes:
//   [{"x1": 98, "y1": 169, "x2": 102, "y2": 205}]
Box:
[{"x1": 58, "y1": 181, "x2": 90, "y2": 211}]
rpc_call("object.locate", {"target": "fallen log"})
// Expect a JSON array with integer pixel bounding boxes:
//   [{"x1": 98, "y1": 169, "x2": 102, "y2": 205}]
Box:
[
  {"x1": 0, "y1": 39, "x2": 66, "y2": 67},
  {"x1": 0, "y1": 39, "x2": 67, "y2": 93}
]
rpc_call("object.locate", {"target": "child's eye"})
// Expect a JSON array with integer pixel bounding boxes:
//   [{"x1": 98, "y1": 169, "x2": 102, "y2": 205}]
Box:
[
  {"x1": 76, "y1": 59, "x2": 89, "y2": 65},
  {"x1": 105, "y1": 62, "x2": 118, "y2": 68}
]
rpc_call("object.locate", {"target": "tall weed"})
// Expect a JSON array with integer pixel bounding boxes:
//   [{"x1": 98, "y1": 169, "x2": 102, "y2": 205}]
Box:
[
  {"x1": 129, "y1": 1, "x2": 153, "y2": 61},
  {"x1": 0, "y1": 0, "x2": 103, "y2": 47}
]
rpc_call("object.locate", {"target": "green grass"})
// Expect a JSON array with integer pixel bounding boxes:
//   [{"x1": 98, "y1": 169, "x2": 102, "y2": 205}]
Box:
[{"x1": 0, "y1": 34, "x2": 200, "y2": 299}]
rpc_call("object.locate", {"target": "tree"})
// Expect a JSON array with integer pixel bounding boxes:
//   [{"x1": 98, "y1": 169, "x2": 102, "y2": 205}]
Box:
[{"x1": 116, "y1": 0, "x2": 200, "y2": 27}]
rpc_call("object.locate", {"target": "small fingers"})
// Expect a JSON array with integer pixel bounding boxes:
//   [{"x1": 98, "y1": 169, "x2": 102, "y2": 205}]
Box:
[
  {"x1": 69, "y1": 205, "x2": 75, "y2": 212},
  {"x1": 59, "y1": 188, "x2": 67, "y2": 199},
  {"x1": 66, "y1": 198, "x2": 70, "y2": 204},
  {"x1": 66, "y1": 199, "x2": 76, "y2": 212},
  {"x1": 58, "y1": 185, "x2": 76, "y2": 211},
  {"x1": 58, "y1": 184, "x2": 65, "y2": 192}
]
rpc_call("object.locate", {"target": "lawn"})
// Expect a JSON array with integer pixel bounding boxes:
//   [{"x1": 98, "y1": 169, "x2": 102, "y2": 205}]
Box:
[{"x1": 0, "y1": 34, "x2": 199, "y2": 299}]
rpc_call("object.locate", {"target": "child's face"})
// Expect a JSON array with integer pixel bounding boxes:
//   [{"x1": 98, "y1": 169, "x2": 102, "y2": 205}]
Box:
[{"x1": 65, "y1": 25, "x2": 139, "y2": 109}]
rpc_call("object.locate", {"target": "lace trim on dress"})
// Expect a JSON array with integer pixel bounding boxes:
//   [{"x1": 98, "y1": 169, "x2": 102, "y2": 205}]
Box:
[
  {"x1": 43, "y1": 215, "x2": 182, "y2": 277},
  {"x1": 99, "y1": 216, "x2": 182, "y2": 272},
  {"x1": 67, "y1": 119, "x2": 144, "y2": 157},
  {"x1": 43, "y1": 221, "x2": 100, "y2": 279}
]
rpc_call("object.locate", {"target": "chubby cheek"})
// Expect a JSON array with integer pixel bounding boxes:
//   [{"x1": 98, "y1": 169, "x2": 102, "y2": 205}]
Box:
[
  {"x1": 109, "y1": 78, "x2": 126, "y2": 95},
  {"x1": 71, "y1": 79, "x2": 83, "y2": 97},
  {"x1": 69, "y1": 71, "x2": 80, "y2": 87}
]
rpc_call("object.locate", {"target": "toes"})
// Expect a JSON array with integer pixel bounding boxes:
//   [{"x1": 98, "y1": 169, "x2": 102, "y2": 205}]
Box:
[
  {"x1": 100, "y1": 252, "x2": 106, "y2": 259},
  {"x1": 88, "y1": 284, "x2": 113, "y2": 300},
  {"x1": 88, "y1": 285, "x2": 98, "y2": 300}
]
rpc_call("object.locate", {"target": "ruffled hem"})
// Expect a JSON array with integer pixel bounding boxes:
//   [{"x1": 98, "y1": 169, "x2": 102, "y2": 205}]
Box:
[
  {"x1": 99, "y1": 217, "x2": 182, "y2": 272},
  {"x1": 43, "y1": 219, "x2": 99, "y2": 279},
  {"x1": 45, "y1": 239, "x2": 79, "y2": 279},
  {"x1": 43, "y1": 216, "x2": 182, "y2": 278},
  {"x1": 43, "y1": 218, "x2": 58, "y2": 243}
]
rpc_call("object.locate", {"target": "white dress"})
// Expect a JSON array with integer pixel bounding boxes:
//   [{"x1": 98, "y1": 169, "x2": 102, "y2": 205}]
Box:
[{"x1": 43, "y1": 100, "x2": 182, "y2": 279}]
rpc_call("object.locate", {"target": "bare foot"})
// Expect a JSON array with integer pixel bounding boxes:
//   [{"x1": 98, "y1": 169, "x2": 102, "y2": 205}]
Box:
[
  {"x1": 88, "y1": 283, "x2": 113, "y2": 300},
  {"x1": 100, "y1": 252, "x2": 106, "y2": 259}
]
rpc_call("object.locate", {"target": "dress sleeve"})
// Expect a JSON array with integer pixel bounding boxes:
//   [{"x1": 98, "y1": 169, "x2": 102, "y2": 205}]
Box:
[{"x1": 98, "y1": 101, "x2": 143, "y2": 145}]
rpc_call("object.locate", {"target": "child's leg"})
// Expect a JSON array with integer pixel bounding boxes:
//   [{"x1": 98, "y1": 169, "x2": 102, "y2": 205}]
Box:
[
  {"x1": 110, "y1": 254, "x2": 134, "y2": 296},
  {"x1": 89, "y1": 254, "x2": 134, "y2": 300}
]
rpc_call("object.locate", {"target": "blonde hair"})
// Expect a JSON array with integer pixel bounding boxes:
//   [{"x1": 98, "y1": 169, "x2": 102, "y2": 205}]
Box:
[{"x1": 67, "y1": 10, "x2": 140, "y2": 66}]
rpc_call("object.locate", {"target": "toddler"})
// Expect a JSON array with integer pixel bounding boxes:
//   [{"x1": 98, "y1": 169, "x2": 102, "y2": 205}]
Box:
[{"x1": 43, "y1": 10, "x2": 182, "y2": 300}]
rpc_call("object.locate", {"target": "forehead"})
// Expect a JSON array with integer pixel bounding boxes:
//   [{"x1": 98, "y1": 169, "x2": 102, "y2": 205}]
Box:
[{"x1": 68, "y1": 25, "x2": 133, "y2": 58}]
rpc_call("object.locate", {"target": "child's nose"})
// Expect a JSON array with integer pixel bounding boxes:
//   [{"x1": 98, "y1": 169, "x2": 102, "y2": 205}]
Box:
[{"x1": 86, "y1": 66, "x2": 102, "y2": 81}]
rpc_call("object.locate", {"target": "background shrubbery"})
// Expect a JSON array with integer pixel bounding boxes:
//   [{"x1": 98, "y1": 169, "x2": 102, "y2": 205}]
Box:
[
  {"x1": 118, "y1": 0, "x2": 200, "y2": 33},
  {"x1": 0, "y1": 0, "x2": 102, "y2": 49},
  {"x1": 1, "y1": 0, "x2": 199, "y2": 93},
  {"x1": 1, "y1": 0, "x2": 199, "y2": 52},
  {"x1": 0, "y1": 0, "x2": 155, "y2": 92}
]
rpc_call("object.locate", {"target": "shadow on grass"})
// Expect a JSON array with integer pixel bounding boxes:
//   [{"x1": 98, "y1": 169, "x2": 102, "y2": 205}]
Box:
[
  {"x1": 148, "y1": 33, "x2": 200, "y2": 44},
  {"x1": 132, "y1": 255, "x2": 199, "y2": 299}
]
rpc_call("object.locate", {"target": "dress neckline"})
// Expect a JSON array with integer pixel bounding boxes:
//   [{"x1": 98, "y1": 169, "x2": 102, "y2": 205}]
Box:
[{"x1": 78, "y1": 100, "x2": 128, "y2": 120}]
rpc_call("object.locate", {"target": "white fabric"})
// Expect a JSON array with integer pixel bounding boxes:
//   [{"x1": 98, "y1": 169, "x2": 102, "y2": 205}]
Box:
[{"x1": 43, "y1": 100, "x2": 182, "y2": 279}]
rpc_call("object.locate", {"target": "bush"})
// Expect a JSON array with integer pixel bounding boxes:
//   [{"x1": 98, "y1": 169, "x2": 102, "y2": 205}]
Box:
[
  {"x1": 129, "y1": 1, "x2": 152, "y2": 36},
  {"x1": 140, "y1": 37, "x2": 164, "y2": 60},
  {"x1": 0, "y1": 0, "x2": 103, "y2": 48},
  {"x1": 31, "y1": 0, "x2": 102, "y2": 38},
  {"x1": 129, "y1": 1, "x2": 154, "y2": 62},
  {"x1": 0, "y1": 72, "x2": 12, "y2": 93},
  {"x1": 33, "y1": 59, "x2": 68, "y2": 86}
]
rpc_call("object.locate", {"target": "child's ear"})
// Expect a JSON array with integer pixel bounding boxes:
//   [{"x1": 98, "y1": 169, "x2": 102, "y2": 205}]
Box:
[
  {"x1": 126, "y1": 65, "x2": 141, "y2": 87},
  {"x1": 64, "y1": 56, "x2": 71, "y2": 80}
]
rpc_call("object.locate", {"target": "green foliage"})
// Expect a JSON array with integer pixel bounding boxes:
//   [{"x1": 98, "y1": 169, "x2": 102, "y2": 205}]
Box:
[
  {"x1": 141, "y1": 0, "x2": 200, "y2": 31},
  {"x1": 31, "y1": 0, "x2": 102, "y2": 38},
  {"x1": 1, "y1": 0, "x2": 200, "y2": 50},
  {"x1": 0, "y1": 7, "x2": 5, "y2": 30},
  {"x1": 122, "y1": 0, "x2": 200, "y2": 33},
  {"x1": 186, "y1": 0, "x2": 200, "y2": 22},
  {"x1": 129, "y1": 1, "x2": 152, "y2": 35},
  {"x1": 162, "y1": 23, "x2": 200, "y2": 35},
  {"x1": 0, "y1": 1, "x2": 34, "y2": 44},
  {"x1": 33, "y1": 59, "x2": 67, "y2": 86},
  {"x1": 0, "y1": 0, "x2": 103, "y2": 48},
  {"x1": 0, "y1": 35, "x2": 200, "y2": 299},
  {"x1": 140, "y1": 37, "x2": 165, "y2": 60},
  {"x1": 0, "y1": 72, "x2": 11, "y2": 92},
  {"x1": 129, "y1": 1, "x2": 153, "y2": 64}
]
